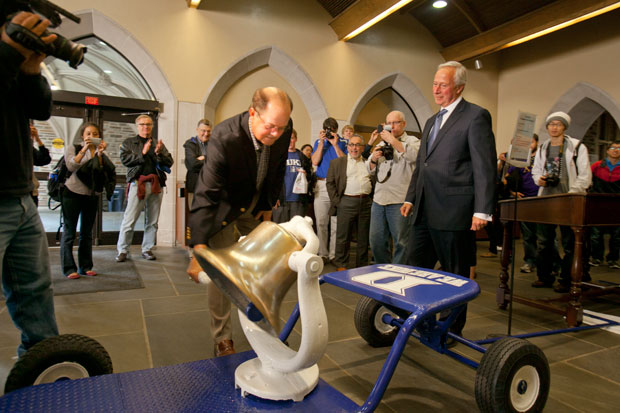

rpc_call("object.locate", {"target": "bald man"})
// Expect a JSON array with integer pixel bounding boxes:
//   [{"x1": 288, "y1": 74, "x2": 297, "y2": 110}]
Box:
[
  {"x1": 187, "y1": 87, "x2": 293, "y2": 357},
  {"x1": 367, "y1": 110, "x2": 420, "y2": 264}
]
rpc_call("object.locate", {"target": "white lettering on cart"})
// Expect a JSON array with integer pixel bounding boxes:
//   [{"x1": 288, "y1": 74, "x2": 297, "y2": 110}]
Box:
[
  {"x1": 352, "y1": 272, "x2": 439, "y2": 296},
  {"x1": 350, "y1": 265, "x2": 468, "y2": 295}
]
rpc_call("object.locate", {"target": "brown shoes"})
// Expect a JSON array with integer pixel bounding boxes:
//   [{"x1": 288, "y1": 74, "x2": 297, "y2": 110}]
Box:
[{"x1": 215, "y1": 339, "x2": 235, "y2": 357}]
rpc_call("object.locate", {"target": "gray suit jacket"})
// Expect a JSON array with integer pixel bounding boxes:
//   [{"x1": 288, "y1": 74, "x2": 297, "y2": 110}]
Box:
[{"x1": 405, "y1": 98, "x2": 497, "y2": 231}]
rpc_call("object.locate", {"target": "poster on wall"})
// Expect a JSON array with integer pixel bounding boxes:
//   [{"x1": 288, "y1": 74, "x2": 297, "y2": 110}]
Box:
[{"x1": 507, "y1": 111, "x2": 537, "y2": 168}]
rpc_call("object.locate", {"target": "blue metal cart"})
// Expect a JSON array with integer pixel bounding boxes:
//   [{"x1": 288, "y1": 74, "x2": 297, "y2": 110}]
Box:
[{"x1": 1, "y1": 264, "x2": 618, "y2": 412}]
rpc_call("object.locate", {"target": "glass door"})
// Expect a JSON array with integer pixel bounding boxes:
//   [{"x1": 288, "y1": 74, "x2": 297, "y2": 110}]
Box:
[{"x1": 38, "y1": 91, "x2": 161, "y2": 246}]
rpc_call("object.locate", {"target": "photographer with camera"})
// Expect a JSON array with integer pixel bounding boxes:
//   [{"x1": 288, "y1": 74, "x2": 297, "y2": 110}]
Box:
[
  {"x1": 367, "y1": 110, "x2": 420, "y2": 264},
  {"x1": 311, "y1": 117, "x2": 347, "y2": 262},
  {"x1": 531, "y1": 111, "x2": 591, "y2": 292},
  {"x1": 0, "y1": 9, "x2": 59, "y2": 356}
]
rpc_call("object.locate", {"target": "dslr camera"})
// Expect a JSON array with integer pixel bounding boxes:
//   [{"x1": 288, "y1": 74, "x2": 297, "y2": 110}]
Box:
[
  {"x1": 1, "y1": 0, "x2": 87, "y2": 68},
  {"x1": 376, "y1": 124, "x2": 394, "y2": 161},
  {"x1": 544, "y1": 160, "x2": 560, "y2": 187}
]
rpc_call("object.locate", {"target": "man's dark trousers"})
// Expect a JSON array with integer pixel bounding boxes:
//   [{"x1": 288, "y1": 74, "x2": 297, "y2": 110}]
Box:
[{"x1": 333, "y1": 196, "x2": 371, "y2": 268}]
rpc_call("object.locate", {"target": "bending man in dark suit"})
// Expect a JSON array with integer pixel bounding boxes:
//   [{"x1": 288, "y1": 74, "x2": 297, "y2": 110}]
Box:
[
  {"x1": 187, "y1": 87, "x2": 293, "y2": 357},
  {"x1": 401, "y1": 61, "x2": 497, "y2": 337},
  {"x1": 327, "y1": 134, "x2": 373, "y2": 270}
]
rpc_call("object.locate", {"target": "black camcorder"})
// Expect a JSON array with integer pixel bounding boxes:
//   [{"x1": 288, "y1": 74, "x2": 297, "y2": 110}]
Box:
[{"x1": 1, "y1": 0, "x2": 86, "y2": 68}]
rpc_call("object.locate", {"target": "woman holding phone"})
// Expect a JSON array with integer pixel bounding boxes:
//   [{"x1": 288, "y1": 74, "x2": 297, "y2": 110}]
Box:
[{"x1": 61, "y1": 122, "x2": 115, "y2": 279}]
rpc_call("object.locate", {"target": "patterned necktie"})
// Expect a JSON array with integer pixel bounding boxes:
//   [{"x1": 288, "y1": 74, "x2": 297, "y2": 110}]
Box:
[
  {"x1": 427, "y1": 109, "x2": 447, "y2": 151},
  {"x1": 256, "y1": 145, "x2": 270, "y2": 191}
]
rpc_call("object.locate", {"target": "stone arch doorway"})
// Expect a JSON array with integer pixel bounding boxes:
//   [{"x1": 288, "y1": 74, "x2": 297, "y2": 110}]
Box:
[
  {"x1": 543, "y1": 82, "x2": 620, "y2": 141},
  {"x1": 203, "y1": 46, "x2": 328, "y2": 142},
  {"x1": 51, "y1": 9, "x2": 178, "y2": 246},
  {"x1": 347, "y1": 72, "x2": 433, "y2": 135}
]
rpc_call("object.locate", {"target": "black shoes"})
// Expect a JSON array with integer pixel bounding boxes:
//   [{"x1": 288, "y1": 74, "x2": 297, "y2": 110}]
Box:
[
  {"x1": 142, "y1": 250, "x2": 156, "y2": 260},
  {"x1": 117, "y1": 251, "x2": 156, "y2": 261},
  {"x1": 531, "y1": 280, "x2": 553, "y2": 288}
]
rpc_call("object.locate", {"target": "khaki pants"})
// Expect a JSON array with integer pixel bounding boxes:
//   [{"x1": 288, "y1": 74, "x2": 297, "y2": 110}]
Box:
[{"x1": 205, "y1": 210, "x2": 260, "y2": 343}]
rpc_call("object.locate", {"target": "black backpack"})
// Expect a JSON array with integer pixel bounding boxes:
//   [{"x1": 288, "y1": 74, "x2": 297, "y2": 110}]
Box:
[{"x1": 47, "y1": 144, "x2": 81, "y2": 206}]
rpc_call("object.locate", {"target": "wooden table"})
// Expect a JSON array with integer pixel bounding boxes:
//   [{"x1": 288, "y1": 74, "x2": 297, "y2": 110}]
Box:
[{"x1": 497, "y1": 193, "x2": 620, "y2": 326}]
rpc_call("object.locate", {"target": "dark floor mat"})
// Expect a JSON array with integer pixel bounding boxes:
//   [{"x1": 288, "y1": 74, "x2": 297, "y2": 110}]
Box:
[{"x1": 50, "y1": 248, "x2": 144, "y2": 295}]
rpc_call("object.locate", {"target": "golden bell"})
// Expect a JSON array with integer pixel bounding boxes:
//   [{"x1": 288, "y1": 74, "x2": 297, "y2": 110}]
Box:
[{"x1": 193, "y1": 221, "x2": 303, "y2": 333}]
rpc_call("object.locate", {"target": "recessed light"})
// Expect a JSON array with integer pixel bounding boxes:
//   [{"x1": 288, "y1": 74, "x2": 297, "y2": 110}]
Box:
[
  {"x1": 433, "y1": 1, "x2": 447, "y2": 8},
  {"x1": 104, "y1": 70, "x2": 112, "y2": 74}
]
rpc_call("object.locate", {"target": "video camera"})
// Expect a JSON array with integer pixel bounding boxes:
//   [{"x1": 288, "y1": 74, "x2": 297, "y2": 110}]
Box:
[{"x1": 1, "y1": 0, "x2": 86, "y2": 68}]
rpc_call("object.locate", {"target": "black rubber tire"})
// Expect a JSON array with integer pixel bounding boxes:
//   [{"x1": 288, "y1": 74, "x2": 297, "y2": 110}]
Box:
[
  {"x1": 354, "y1": 296, "x2": 399, "y2": 347},
  {"x1": 475, "y1": 337, "x2": 550, "y2": 413},
  {"x1": 4, "y1": 334, "x2": 113, "y2": 394}
]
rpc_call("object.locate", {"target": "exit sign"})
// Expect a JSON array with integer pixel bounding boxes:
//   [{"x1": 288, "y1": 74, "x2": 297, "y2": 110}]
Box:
[{"x1": 85, "y1": 96, "x2": 99, "y2": 105}]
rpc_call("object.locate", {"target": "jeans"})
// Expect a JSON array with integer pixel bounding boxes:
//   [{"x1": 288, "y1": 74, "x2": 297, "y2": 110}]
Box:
[
  {"x1": 272, "y1": 201, "x2": 307, "y2": 224},
  {"x1": 520, "y1": 221, "x2": 538, "y2": 266},
  {"x1": 536, "y1": 224, "x2": 574, "y2": 285},
  {"x1": 369, "y1": 202, "x2": 411, "y2": 264},
  {"x1": 60, "y1": 189, "x2": 98, "y2": 276},
  {"x1": 591, "y1": 226, "x2": 620, "y2": 262},
  {"x1": 117, "y1": 181, "x2": 162, "y2": 254},
  {"x1": 0, "y1": 195, "x2": 59, "y2": 356}
]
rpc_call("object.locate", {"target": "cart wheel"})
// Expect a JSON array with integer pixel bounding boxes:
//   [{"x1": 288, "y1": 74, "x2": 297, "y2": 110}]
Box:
[
  {"x1": 4, "y1": 334, "x2": 113, "y2": 394},
  {"x1": 475, "y1": 337, "x2": 549, "y2": 413},
  {"x1": 354, "y1": 296, "x2": 399, "y2": 347}
]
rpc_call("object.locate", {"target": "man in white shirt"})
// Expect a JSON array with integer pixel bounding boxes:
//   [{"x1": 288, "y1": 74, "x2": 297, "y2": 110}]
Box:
[{"x1": 327, "y1": 135, "x2": 373, "y2": 270}]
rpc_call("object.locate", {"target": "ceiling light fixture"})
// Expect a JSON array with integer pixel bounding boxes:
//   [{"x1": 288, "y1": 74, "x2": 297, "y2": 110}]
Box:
[
  {"x1": 187, "y1": 0, "x2": 202, "y2": 8},
  {"x1": 342, "y1": 0, "x2": 414, "y2": 41},
  {"x1": 433, "y1": 1, "x2": 448, "y2": 8}
]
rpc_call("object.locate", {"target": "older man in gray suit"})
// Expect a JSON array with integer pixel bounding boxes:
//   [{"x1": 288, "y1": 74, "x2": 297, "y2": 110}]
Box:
[{"x1": 401, "y1": 61, "x2": 497, "y2": 338}]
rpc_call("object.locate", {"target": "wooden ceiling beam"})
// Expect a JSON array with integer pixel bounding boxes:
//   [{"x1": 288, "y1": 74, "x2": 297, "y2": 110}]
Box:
[
  {"x1": 441, "y1": 0, "x2": 620, "y2": 62},
  {"x1": 329, "y1": 0, "x2": 415, "y2": 40},
  {"x1": 452, "y1": 0, "x2": 486, "y2": 33}
]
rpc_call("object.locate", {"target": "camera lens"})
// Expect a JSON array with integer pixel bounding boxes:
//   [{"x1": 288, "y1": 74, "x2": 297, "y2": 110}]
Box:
[{"x1": 45, "y1": 31, "x2": 87, "y2": 69}]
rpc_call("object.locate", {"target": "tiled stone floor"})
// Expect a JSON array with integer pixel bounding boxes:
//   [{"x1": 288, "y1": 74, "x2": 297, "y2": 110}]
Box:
[{"x1": 0, "y1": 241, "x2": 619, "y2": 412}]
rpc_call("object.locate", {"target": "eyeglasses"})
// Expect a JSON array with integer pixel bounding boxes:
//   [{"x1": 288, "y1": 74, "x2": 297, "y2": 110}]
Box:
[
  {"x1": 347, "y1": 143, "x2": 364, "y2": 148},
  {"x1": 137, "y1": 123, "x2": 153, "y2": 127},
  {"x1": 255, "y1": 111, "x2": 287, "y2": 133},
  {"x1": 609, "y1": 147, "x2": 620, "y2": 151},
  {"x1": 386, "y1": 121, "x2": 403, "y2": 125},
  {"x1": 547, "y1": 122, "x2": 564, "y2": 128}
]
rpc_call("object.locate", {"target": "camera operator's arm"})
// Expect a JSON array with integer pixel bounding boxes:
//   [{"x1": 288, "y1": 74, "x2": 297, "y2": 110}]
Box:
[
  {"x1": 367, "y1": 146, "x2": 383, "y2": 173},
  {"x1": 311, "y1": 130, "x2": 327, "y2": 166},
  {"x1": 531, "y1": 145, "x2": 546, "y2": 187},
  {"x1": 1, "y1": 12, "x2": 56, "y2": 75},
  {"x1": 327, "y1": 132, "x2": 346, "y2": 158},
  {"x1": 2, "y1": 13, "x2": 56, "y2": 120},
  {"x1": 380, "y1": 130, "x2": 405, "y2": 154}
]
